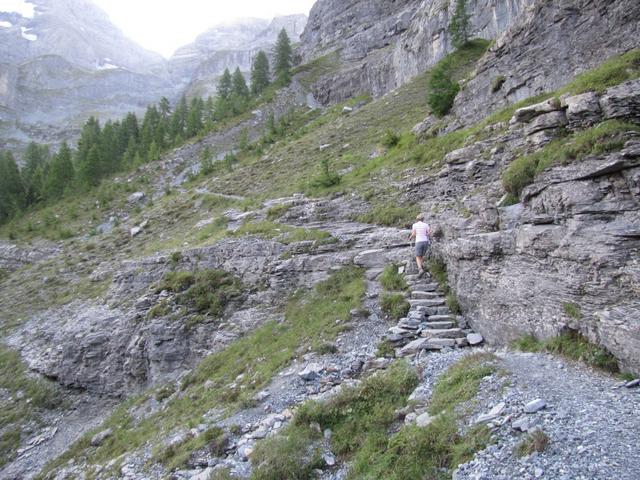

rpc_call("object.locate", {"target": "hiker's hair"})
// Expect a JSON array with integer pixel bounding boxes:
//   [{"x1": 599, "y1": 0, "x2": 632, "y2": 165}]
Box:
[{"x1": 416, "y1": 214, "x2": 424, "y2": 221}]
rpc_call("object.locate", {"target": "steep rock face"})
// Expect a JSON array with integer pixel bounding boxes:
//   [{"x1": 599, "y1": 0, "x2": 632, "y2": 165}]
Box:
[
  {"x1": 405, "y1": 81, "x2": 640, "y2": 373},
  {"x1": 453, "y1": 0, "x2": 640, "y2": 124},
  {"x1": 299, "y1": 0, "x2": 534, "y2": 104},
  {"x1": 169, "y1": 15, "x2": 307, "y2": 98}
]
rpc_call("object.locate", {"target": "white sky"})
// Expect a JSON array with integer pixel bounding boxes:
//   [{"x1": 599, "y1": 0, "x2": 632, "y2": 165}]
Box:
[{"x1": 92, "y1": 0, "x2": 317, "y2": 58}]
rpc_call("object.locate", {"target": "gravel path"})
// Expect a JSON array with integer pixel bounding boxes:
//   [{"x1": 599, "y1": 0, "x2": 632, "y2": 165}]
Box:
[{"x1": 454, "y1": 350, "x2": 640, "y2": 480}]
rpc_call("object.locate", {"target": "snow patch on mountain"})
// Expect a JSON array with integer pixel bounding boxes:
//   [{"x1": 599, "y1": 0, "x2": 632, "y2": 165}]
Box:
[
  {"x1": 0, "y1": 20, "x2": 13, "y2": 27},
  {"x1": 20, "y1": 26, "x2": 36, "y2": 41},
  {"x1": 0, "y1": 0, "x2": 35, "y2": 18}
]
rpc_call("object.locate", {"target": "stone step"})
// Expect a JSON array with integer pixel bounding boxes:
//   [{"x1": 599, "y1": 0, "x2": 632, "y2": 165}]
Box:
[
  {"x1": 427, "y1": 314, "x2": 457, "y2": 322},
  {"x1": 409, "y1": 298, "x2": 446, "y2": 308},
  {"x1": 398, "y1": 338, "x2": 458, "y2": 355},
  {"x1": 406, "y1": 281, "x2": 439, "y2": 291},
  {"x1": 423, "y1": 320, "x2": 456, "y2": 330},
  {"x1": 420, "y1": 328, "x2": 466, "y2": 339},
  {"x1": 411, "y1": 291, "x2": 441, "y2": 299}
]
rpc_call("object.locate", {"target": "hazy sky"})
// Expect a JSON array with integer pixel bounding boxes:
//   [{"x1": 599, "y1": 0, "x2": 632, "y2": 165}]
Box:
[{"x1": 92, "y1": 0, "x2": 317, "y2": 58}]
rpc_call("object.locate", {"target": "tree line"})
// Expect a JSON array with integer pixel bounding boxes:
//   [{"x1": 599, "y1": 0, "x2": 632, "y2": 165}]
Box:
[{"x1": 0, "y1": 29, "x2": 293, "y2": 224}]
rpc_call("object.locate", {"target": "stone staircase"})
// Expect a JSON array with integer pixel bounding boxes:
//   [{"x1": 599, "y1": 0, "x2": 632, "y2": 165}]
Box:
[{"x1": 386, "y1": 272, "x2": 484, "y2": 357}]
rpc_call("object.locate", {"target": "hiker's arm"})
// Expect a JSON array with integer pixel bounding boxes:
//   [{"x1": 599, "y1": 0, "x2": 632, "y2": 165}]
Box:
[{"x1": 408, "y1": 228, "x2": 416, "y2": 241}]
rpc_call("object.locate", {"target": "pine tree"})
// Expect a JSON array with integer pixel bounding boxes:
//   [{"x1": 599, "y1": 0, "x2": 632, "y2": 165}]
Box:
[
  {"x1": 0, "y1": 152, "x2": 25, "y2": 221},
  {"x1": 170, "y1": 95, "x2": 188, "y2": 144},
  {"x1": 22, "y1": 142, "x2": 50, "y2": 204},
  {"x1": 186, "y1": 97, "x2": 204, "y2": 138},
  {"x1": 251, "y1": 50, "x2": 271, "y2": 95},
  {"x1": 232, "y1": 68, "x2": 250, "y2": 99},
  {"x1": 76, "y1": 117, "x2": 102, "y2": 183},
  {"x1": 79, "y1": 144, "x2": 101, "y2": 187},
  {"x1": 45, "y1": 142, "x2": 74, "y2": 200},
  {"x1": 217, "y1": 69, "x2": 233, "y2": 100},
  {"x1": 274, "y1": 28, "x2": 293, "y2": 85},
  {"x1": 449, "y1": 0, "x2": 470, "y2": 48}
]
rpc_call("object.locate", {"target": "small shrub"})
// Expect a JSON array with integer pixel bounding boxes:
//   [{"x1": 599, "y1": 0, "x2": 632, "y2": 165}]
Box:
[
  {"x1": 169, "y1": 251, "x2": 183, "y2": 267},
  {"x1": 380, "y1": 264, "x2": 408, "y2": 291},
  {"x1": 511, "y1": 334, "x2": 544, "y2": 352},
  {"x1": 515, "y1": 429, "x2": 549, "y2": 457},
  {"x1": 428, "y1": 67, "x2": 460, "y2": 117},
  {"x1": 147, "y1": 301, "x2": 170, "y2": 319},
  {"x1": 204, "y1": 427, "x2": 229, "y2": 456},
  {"x1": 563, "y1": 302, "x2": 581, "y2": 320},
  {"x1": 310, "y1": 158, "x2": 341, "y2": 189},
  {"x1": 376, "y1": 339, "x2": 396, "y2": 358},
  {"x1": 446, "y1": 292, "x2": 461, "y2": 314},
  {"x1": 155, "y1": 384, "x2": 176, "y2": 401},
  {"x1": 491, "y1": 75, "x2": 506, "y2": 93},
  {"x1": 382, "y1": 129, "x2": 401, "y2": 148},
  {"x1": 380, "y1": 293, "x2": 410, "y2": 320}
]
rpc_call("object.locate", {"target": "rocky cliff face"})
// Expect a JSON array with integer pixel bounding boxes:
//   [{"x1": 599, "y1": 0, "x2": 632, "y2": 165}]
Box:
[
  {"x1": 453, "y1": 0, "x2": 640, "y2": 124},
  {"x1": 299, "y1": 0, "x2": 535, "y2": 104},
  {"x1": 169, "y1": 15, "x2": 307, "y2": 99}
]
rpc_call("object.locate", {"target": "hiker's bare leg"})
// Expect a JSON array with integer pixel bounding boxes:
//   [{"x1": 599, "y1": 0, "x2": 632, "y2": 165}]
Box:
[{"x1": 416, "y1": 256, "x2": 424, "y2": 271}]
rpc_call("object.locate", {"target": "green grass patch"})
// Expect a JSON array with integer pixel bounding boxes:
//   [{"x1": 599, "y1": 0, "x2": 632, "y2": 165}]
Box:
[
  {"x1": 429, "y1": 352, "x2": 498, "y2": 415},
  {"x1": 502, "y1": 120, "x2": 640, "y2": 197},
  {"x1": 358, "y1": 202, "x2": 418, "y2": 228},
  {"x1": 0, "y1": 344, "x2": 63, "y2": 467},
  {"x1": 563, "y1": 302, "x2": 581, "y2": 320},
  {"x1": 265, "y1": 203, "x2": 293, "y2": 220},
  {"x1": 254, "y1": 357, "x2": 495, "y2": 480},
  {"x1": 380, "y1": 264, "x2": 408, "y2": 291},
  {"x1": 39, "y1": 267, "x2": 365, "y2": 478},
  {"x1": 380, "y1": 293, "x2": 410, "y2": 320},
  {"x1": 559, "y1": 48, "x2": 640, "y2": 95},
  {"x1": 158, "y1": 269, "x2": 243, "y2": 317},
  {"x1": 231, "y1": 220, "x2": 335, "y2": 245},
  {"x1": 513, "y1": 329, "x2": 619, "y2": 373}
]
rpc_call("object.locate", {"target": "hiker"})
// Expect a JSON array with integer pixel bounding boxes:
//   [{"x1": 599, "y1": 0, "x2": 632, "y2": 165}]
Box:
[{"x1": 409, "y1": 213, "x2": 430, "y2": 277}]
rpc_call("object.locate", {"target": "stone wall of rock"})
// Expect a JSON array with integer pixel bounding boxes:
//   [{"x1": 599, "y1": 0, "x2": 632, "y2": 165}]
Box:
[
  {"x1": 404, "y1": 80, "x2": 640, "y2": 373},
  {"x1": 299, "y1": 0, "x2": 534, "y2": 104},
  {"x1": 453, "y1": 0, "x2": 640, "y2": 125}
]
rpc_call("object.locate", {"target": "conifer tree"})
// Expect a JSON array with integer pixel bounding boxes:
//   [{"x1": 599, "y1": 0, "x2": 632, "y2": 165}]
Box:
[
  {"x1": 0, "y1": 152, "x2": 25, "y2": 221},
  {"x1": 251, "y1": 50, "x2": 271, "y2": 95},
  {"x1": 79, "y1": 144, "x2": 101, "y2": 187},
  {"x1": 45, "y1": 142, "x2": 74, "y2": 200},
  {"x1": 274, "y1": 28, "x2": 293, "y2": 85},
  {"x1": 217, "y1": 69, "x2": 233, "y2": 100},
  {"x1": 232, "y1": 68, "x2": 250, "y2": 99},
  {"x1": 449, "y1": 0, "x2": 470, "y2": 48},
  {"x1": 186, "y1": 97, "x2": 204, "y2": 138},
  {"x1": 22, "y1": 142, "x2": 50, "y2": 204},
  {"x1": 170, "y1": 95, "x2": 188, "y2": 144}
]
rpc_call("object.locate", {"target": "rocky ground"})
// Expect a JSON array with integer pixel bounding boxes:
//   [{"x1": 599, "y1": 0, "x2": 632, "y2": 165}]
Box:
[{"x1": 455, "y1": 351, "x2": 640, "y2": 480}]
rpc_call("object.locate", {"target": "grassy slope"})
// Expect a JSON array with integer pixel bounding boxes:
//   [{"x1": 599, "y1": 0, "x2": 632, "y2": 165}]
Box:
[{"x1": 37, "y1": 267, "x2": 365, "y2": 478}]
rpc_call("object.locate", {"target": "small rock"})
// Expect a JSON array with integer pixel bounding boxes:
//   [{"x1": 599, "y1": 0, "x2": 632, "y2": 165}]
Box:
[
  {"x1": 534, "y1": 467, "x2": 544, "y2": 478},
  {"x1": 323, "y1": 452, "x2": 336, "y2": 467},
  {"x1": 90, "y1": 428, "x2": 113, "y2": 447},
  {"x1": 477, "y1": 402, "x2": 506, "y2": 423},
  {"x1": 524, "y1": 398, "x2": 547, "y2": 413},
  {"x1": 467, "y1": 333, "x2": 484, "y2": 346},
  {"x1": 624, "y1": 379, "x2": 640, "y2": 388},
  {"x1": 253, "y1": 390, "x2": 270, "y2": 402},
  {"x1": 416, "y1": 412, "x2": 434, "y2": 427},
  {"x1": 511, "y1": 417, "x2": 530, "y2": 432},
  {"x1": 298, "y1": 363, "x2": 323, "y2": 381}
]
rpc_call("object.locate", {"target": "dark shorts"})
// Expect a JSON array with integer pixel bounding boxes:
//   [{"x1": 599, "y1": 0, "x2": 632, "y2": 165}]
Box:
[{"x1": 415, "y1": 241, "x2": 430, "y2": 257}]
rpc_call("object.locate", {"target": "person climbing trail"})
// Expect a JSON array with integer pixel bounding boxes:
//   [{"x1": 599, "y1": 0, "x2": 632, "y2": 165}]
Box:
[{"x1": 409, "y1": 213, "x2": 430, "y2": 277}]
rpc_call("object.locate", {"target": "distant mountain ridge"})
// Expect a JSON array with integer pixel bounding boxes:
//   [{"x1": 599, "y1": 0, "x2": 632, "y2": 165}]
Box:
[{"x1": 0, "y1": 1, "x2": 308, "y2": 152}]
